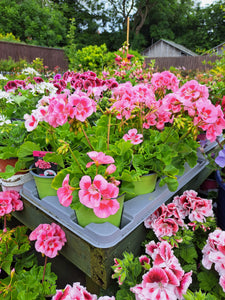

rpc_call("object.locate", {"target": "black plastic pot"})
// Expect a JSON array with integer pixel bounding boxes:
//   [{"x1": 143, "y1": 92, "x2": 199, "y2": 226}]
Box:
[{"x1": 215, "y1": 170, "x2": 225, "y2": 230}]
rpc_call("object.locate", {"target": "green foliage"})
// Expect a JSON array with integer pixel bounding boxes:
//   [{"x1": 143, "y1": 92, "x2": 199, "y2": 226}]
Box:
[
  {"x1": 111, "y1": 252, "x2": 143, "y2": 300},
  {"x1": 184, "y1": 290, "x2": 219, "y2": 300},
  {"x1": 0, "y1": 57, "x2": 28, "y2": 73},
  {"x1": 0, "y1": 263, "x2": 57, "y2": 299},
  {"x1": 0, "y1": 32, "x2": 20, "y2": 43},
  {"x1": 69, "y1": 43, "x2": 114, "y2": 73},
  {"x1": 0, "y1": 226, "x2": 31, "y2": 275},
  {"x1": 0, "y1": 0, "x2": 67, "y2": 47}
]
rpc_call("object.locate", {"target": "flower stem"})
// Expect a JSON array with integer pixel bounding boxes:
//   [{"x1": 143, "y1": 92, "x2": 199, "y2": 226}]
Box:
[
  {"x1": 42, "y1": 255, "x2": 48, "y2": 285},
  {"x1": 107, "y1": 114, "x2": 111, "y2": 150},
  {"x1": 68, "y1": 145, "x2": 85, "y2": 174},
  {"x1": 3, "y1": 215, "x2": 7, "y2": 232},
  {"x1": 81, "y1": 125, "x2": 94, "y2": 151}
]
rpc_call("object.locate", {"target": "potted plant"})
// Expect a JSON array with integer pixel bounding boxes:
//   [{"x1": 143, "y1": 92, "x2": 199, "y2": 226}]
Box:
[{"x1": 20, "y1": 68, "x2": 225, "y2": 226}]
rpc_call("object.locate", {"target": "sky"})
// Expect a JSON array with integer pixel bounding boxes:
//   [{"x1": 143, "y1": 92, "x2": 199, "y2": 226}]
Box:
[{"x1": 199, "y1": 0, "x2": 217, "y2": 7}]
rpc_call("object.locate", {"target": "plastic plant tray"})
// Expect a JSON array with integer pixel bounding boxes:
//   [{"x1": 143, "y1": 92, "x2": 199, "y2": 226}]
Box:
[{"x1": 21, "y1": 159, "x2": 209, "y2": 248}]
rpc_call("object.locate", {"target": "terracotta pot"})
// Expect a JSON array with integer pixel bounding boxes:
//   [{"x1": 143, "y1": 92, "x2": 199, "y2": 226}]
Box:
[{"x1": 0, "y1": 158, "x2": 18, "y2": 173}]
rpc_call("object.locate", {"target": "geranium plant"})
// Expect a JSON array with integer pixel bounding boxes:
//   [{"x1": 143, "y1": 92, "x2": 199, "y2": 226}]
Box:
[
  {"x1": 112, "y1": 190, "x2": 225, "y2": 299},
  {"x1": 0, "y1": 190, "x2": 63, "y2": 299}
]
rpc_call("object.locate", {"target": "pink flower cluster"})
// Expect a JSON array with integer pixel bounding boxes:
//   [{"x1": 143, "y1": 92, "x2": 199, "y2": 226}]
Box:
[
  {"x1": 52, "y1": 282, "x2": 115, "y2": 300},
  {"x1": 0, "y1": 190, "x2": 23, "y2": 217},
  {"x1": 57, "y1": 152, "x2": 121, "y2": 219},
  {"x1": 151, "y1": 70, "x2": 180, "y2": 93},
  {"x1": 202, "y1": 229, "x2": 225, "y2": 292},
  {"x1": 35, "y1": 159, "x2": 52, "y2": 169},
  {"x1": 131, "y1": 241, "x2": 192, "y2": 300},
  {"x1": 110, "y1": 74, "x2": 225, "y2": 141},
  {"x1": 29, "y1": 223, "x2": 66, "y2": 258},
  {"x1": 51, "y1": 70, "x2": 118, "y2": 95},
  {"x1": 144, "y1": 190, "x2": 214, "y2": 240},
  {"x1": 24, "y1": 90, "x2": 97, "y2": 131},
  {"x1": 123, "y1": 128, "x2": 143, "y2": 145}
]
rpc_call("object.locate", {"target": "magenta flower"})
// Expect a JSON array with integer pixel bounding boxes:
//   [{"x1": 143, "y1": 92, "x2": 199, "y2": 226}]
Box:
[
  {"x1": 29, "y1": 223, "x2": 66, "y2": 259},
  {"x1": 86, "y1": 151, "x2": 115, "y2": 168},
  {"x1": 57, "y1": 174, "x2": 74, "y2": 207},
  {"x1": 52, "y1": 282, "x2": 115, "y2": 300},
  {"x1": 123, "y1": 128, "x2": 143, "y2": 145}
]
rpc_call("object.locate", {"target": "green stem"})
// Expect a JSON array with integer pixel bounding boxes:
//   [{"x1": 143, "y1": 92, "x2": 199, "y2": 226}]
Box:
[
  {"x1": 68, "y1": 145, "x2": 85, "y2": 174},
  {"x1": 42, "y1": 255, "x2": 48, "y2": 285},
  {"x1": 107, "y1": 114, "x2": 111, "y2": 150},
  {"x1": 81, "y1": 125, "x2": 94, "y2": 151}
]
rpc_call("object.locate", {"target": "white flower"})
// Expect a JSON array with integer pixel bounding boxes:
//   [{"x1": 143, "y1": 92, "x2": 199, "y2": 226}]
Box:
[
  {"x1": 31, "y1": 82, "x2": 57, "y2": 95},
  {"x1": 0, "y1": 91, "x2": 14, "y2": 102},
  {"x1": 21, "y1": 67, "x2": 40, "y2": 76},
  {"x1": 0, "y1": 74, "x2": 8, "y2": 80},
  {"x1": 0, "y1": 114, "x2": 11, "y2": 126}
]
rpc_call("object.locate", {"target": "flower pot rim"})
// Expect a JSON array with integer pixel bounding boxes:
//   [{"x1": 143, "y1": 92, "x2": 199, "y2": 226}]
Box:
[{"x1": 29, "y1": 164, "x2": 56, "y2": 178}]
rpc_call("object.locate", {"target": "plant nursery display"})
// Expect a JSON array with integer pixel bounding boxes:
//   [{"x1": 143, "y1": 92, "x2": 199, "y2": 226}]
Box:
[
  {"x1": 19, "y1": 68, "x2": 225, "y2": 226},
  {"x1": 0, "y1": 49, "x2": 225, "y2": 299}
]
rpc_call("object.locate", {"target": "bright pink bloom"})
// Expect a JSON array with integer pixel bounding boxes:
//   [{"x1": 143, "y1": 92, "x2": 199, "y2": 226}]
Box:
[
  {"x1": 105, "y1": 164, "x2": 116, "y2": 175},
  {"x1": 79, "y1": 175, "x2": 106, "y2": 208},
  {"x1": 29, "y1": 223, "x2": 66, "y2": 258},
  {"x1": 79, "y1": 175, "x2": 120, "y2": 218},
  {"x1": 35, "y1": 160, "x2": 52, "y2": 169},
  {"x1": 57, "y1": 174, "x2": 74, "y2": 207},
  {"x1": 123, "y1": 129, "x2": 143, "y2": 145},
  {"x1": 52, "y1": 282, "x2": 114, "y2": 300},
  {"x1": 152, "y1": 217, "x2": 179, "y2": 238},
  {"x1": 93, "y1": 198, "x2": 120, "y2": 218},
  {"x1": 0, "y1": 190, "x2": 23, "y2": 216},
  {"x1": 68, "y1": 94, "x2": 95, "y2": 122},
  {"x1": 86, "y1": 151, "x2": 115, "y2": 168}
]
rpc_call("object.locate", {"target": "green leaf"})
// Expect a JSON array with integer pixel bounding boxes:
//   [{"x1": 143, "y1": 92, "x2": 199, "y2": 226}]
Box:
[
  {"x1": 197, "y1": 270, "x2": 219, "y2": 292},
  {"x1": 17, "y1": 141, "x2": 41, "y2": 158}
]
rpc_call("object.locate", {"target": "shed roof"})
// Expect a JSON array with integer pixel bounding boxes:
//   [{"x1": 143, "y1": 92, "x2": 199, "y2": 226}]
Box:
[{"x1": 142, "y1": 39, "x2": 197, "y2": 56}]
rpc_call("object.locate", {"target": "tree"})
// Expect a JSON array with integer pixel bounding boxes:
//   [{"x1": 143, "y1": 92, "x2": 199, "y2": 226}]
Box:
[{"x1": 0, "y1": 0, "x2": 67, "y2": 47}]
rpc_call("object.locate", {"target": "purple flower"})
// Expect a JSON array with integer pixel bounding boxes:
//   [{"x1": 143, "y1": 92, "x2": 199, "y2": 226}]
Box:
[{"x1": 215, "y1": 147, "x2": 225, "y2": 168}]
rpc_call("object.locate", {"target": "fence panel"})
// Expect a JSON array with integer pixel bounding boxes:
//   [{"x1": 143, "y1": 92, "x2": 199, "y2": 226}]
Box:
[
  {"x1": 144, "y1": 55, "x2": 219, "y2": 71},
  {"x1": 0, "y1": 41, "x2": 68, "y2": 71}
]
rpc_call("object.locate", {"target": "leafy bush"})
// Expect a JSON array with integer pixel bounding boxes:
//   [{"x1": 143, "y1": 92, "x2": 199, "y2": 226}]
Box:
[
  {"x1": 69, "y1": 43, "x2": 114, "y2": 73},
  {"x1": 0, "y1": 33, "x2": 21, "y2": 43}
]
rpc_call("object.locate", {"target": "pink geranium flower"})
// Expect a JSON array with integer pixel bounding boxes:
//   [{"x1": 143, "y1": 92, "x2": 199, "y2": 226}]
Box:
[
  {"x1": 24, "y1": 113, "x2": 39, "y2": 131},
  {"x1": 79, "y1": 174, "x2": 120, "y2": 218},
  {"x1": 57, "y1": 174, "x2": 74, "y2": 207},
  {"x1": 68, "y1": 94, "x2": 95, "y2": 122},
  {"x1": 29, "y1": 223, "x2": 66, "y2": 258},
  {"x1": 86, "y1": 151, "x2": 115, "y2": 168},
  {"x1": 123, "y1": 128, "x2": 143, "y2": 145},
  {"x1": 52, "y1": 282, "x2": 115, "y2": 300},
  {"x1": 0, "y1": 190, "x2": 23, "y2": 217}
]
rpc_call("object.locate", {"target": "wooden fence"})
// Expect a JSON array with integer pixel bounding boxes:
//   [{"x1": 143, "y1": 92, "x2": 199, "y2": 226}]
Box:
[
  {"x1": 144, "y1": 55, "x2": 219, "y2": 71},
  {"x1": 0, "y1": 41, "x2": 221, "y2": 72},
  {"x1": 0, "y1": 41, "x2": 68, "y2": 71}
]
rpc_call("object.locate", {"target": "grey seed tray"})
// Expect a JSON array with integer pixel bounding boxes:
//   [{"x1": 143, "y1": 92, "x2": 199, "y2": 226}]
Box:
[{"x1": 21, "y1": 158, "x2": 209, "y2": 248}]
